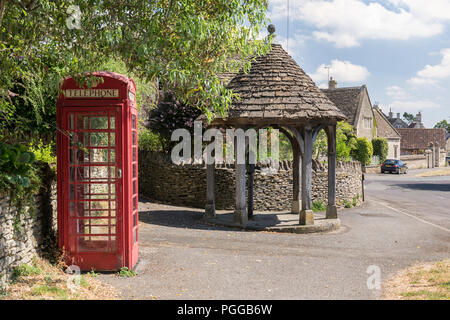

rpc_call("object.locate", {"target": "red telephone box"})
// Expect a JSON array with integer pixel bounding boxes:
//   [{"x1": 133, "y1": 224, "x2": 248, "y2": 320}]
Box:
[{"x1": 57, "y1": 72, "x2": 138, "y2": 271}]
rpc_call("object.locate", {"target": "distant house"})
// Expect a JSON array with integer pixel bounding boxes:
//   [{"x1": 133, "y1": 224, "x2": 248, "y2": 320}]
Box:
[
  {"x1": 321, "y1": 78, "x2": 375, "y2": 140},
  {"x1": 386, "y1": 110, "x2": 425, "y2": 129},
  {"x1": 385, "y1": 110, "x2": 409, "y2": 129},
  {"x1": 397, "y1": 128, "x2": 446, "y2": 155},
  {"x1": 373, "y1": 106, "x2": 401, "y2": 159}
]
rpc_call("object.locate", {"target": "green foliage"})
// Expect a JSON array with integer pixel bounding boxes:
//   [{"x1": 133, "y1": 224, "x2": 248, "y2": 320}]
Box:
[
  {"x1": 138, "y1": 126, "x2": 167, "y2": 152},
  {"x1": 31, "y1": 285, "x2": 69, "y2": 299},
  {"x1": 344, "y1": 200, "x2": 352, "y2": 209},
  {"x1": 87, "y1": 269, "x2": 99, "y2": 278},
  {"x1": 278, "y1": 132, "x2": 293, "y2": 161},
  {"x1": 312, "y1": 200, "x2": 327, "y2": 212},
  {"x1": 434, "y1": 119, "x2": 450, "y2": 132},
  {"x1": 12, "y1": 263, "x2": 42, "y2": 281},
  {"x1": 118, "y1": 267, "x2": 137, "y2": 278},
  {"x1": 1, "y1": 0, "x2": 270, "y2": 140},
  {"x1": 313, "y1": 122, "x2": 357, "y2": 162},
  {"x1": 352, "y1": 137, "x2": 373, "y2": 166},
  {"x1": 403, "y1": 112, "x2": 416, "y2": 125},
  {"x1": 336, "y1": 122, "x2": 357, "y2": 161},
  {"x1": 372, "y1": 138, "x2": 389, "y2": 163},
  {"x1": 313, "y1": 129, "x2": 327, "y2": 159},
  {"x1": 0, "y1": 142, "x2": 40, "y2": 230},
  {"x1": 352, "y1": 195, "x2": 359, "y2": 207},
  {"x1": 28, "y1": 140, "x2": 56, "y2": 165}
]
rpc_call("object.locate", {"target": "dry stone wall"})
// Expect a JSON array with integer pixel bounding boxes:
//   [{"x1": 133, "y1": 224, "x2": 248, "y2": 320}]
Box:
[
  {"x1": 139, "y1": 151, "x2": 363, "y2": 211},
  {"x1": 0, "y1": 164, "x2": 57, "y2": 289}
]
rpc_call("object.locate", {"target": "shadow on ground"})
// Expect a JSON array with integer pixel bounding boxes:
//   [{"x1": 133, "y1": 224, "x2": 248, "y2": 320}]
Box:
[
  {"x1": 138, "y1": 197, "x2": 285, "y2": 232},
  {"x1": 394, "y1": 183, "x2": 450, "y2": 192}
]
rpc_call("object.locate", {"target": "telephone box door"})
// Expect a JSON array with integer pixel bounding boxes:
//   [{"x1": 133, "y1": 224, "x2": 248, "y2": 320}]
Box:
[{"x1": 62, "y1": 108, "x2": 123, "y2": 270}]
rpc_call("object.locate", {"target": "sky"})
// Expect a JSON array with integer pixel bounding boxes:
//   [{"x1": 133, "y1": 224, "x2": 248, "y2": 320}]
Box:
[{"x1": 265, "y1": 0, "x2": 450, "y2": 128}]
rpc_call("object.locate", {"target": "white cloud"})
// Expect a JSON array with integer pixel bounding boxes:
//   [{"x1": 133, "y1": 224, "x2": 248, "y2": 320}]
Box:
[
  {"x1": 275, "y1": 33, "x2": 310, "y2": 58},
  {"x1": 408, "y1": 48, "x2": 450, "y2": 85},
  {"x1": 269, "y1": 0, "x2": 450, "y2": 48},
  {"x1": 388, "y1": 0, "x2": 450, "y2": 21},
  {"x1": 387, "y1": 100, "x2": 440, "y2": 112},
  {"x1": 310, "y1": 59, "x2": 370, "y2": 84},
  {"x1": 386, "y1": 85, "x2": 407, "y2": 100}
]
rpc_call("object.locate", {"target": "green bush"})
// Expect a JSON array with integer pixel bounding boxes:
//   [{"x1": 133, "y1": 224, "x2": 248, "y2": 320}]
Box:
[
  {"x1": 28, "y1": 140, "x2": 56, "y2": 164},
  {"x1": 352, "y1": 137, "x2": 373, "y2": 165},
  {"x1": 13, "y1": 263, "x2": 42, "y2": 281},
  {"x1": 312, "y1": 200, "x2": 327, "y2": 212},
  {"x1": 138, "y1": 126, "x2": 166, "y2": 152},
  {"x1": 372, "y1": 138, "x2": 388, "y2": 163},
  {"x1": 0, "y1": 142, "x2": 40, "y2": 230}
]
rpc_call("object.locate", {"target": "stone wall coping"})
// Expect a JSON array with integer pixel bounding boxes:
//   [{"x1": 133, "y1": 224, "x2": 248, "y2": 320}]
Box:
[{"x1": 139, "y1": 151, "x2": 362, "y2": 173}]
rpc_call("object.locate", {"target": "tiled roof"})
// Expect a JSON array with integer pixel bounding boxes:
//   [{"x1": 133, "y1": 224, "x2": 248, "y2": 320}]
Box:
[
  {"x1": 320, "y1": 86, "x2": 363, "y2": 125},
  {"x1": 204, "y1": 44, "x2": 346, "y2": 125},
  {"x1": 397, "y1": 128, "x2": 446, "y2": 150},
  {"x1": 373, "y1": 108, "x2": 401, "y2": 139}
]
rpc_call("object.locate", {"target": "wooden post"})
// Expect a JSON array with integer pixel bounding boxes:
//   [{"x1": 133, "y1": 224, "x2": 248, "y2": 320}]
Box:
[
  {"x1": 234, "y1": 161, "x2": 248, "y2": 226},
  {"x1": 292, "y1": 143, "x2": 302, "y2": 214},
  {"x1": 234, "y1": 129, "x2": 247, "y2": 227},
  {"x1": 205, "y1": 163, "x2": 216, "y2": 218},
  {"x1": 300, "y1": 124, "x2": 314, "y2": 225},
  {"x1": 247, "y1": 163, "x2": 255, "y2": 219},
  {"x1": 326, "y1": 124, "x2": 338, "y2": 219}
]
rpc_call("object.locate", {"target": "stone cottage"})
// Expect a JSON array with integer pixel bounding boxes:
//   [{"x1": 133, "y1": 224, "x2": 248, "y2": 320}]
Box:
[{"x1": 321, "y1": 78, "x2": 375, "y2": 140}]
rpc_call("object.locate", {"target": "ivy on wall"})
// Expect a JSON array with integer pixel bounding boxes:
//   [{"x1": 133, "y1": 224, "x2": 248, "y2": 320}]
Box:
[{"x1": 0, "y1": 143, "x2": 40, "y2": 231}]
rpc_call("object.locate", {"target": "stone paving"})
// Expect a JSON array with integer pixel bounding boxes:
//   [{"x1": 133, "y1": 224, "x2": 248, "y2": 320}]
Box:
[{"x1": 203, "y1": 211, "x2": 340, "y2": 234}]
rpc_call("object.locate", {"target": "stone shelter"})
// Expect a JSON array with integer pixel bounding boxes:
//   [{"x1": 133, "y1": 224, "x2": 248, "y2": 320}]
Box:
[{"x1": 198, "y1": 27, "x2": 346, "y2": 228}]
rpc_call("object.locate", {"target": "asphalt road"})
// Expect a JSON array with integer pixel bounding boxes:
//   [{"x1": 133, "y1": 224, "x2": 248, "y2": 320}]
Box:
[
  {"x1": 100, "y1": 170, "x2": 450, "y2": 300},
  {"x1": 364, "y1": 170, "x2": 450, "y2": 230}
]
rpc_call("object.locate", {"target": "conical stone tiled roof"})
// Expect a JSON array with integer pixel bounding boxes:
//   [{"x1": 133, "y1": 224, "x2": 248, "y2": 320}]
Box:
[{"x1": 208, "y1": 44, "x2": 346, "y2": 126}]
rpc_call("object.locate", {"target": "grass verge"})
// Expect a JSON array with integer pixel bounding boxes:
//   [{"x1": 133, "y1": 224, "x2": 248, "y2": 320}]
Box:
[
  {"x1": 382, "y1": 259, "x2": 449, "y2": 300},
  {"x1": 0, "y1": 257, "x2": 120, "y2": 300}
]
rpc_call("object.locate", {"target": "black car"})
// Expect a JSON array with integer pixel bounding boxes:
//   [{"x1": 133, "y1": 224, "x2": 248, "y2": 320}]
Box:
[{"x1": 381, "y1": 159, "x2": 408, "y2": 174}]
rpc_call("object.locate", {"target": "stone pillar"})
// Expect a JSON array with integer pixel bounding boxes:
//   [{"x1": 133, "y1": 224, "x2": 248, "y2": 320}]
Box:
[
  {"x1": 205, "y1": 163, "x2": 216, "y2": 218},
  {"x1": 292, "y1": 143, "x2": 302, "y2": 214},
  {"x1": 326, "y1": 125, "x2": 338, "y2": 219},
  {"x1": 435, "y1": 143, "x2": 440, "y2": 167},
  {"x1": 430, "y1": 143, "x2": 435, "y2": 168},
  {"x1": 300, "y1": 125, "x2": 314, "y2": 225}
]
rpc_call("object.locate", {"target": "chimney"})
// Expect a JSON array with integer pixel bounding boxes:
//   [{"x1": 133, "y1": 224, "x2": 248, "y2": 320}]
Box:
[
  {"x1": 397, "y1": 113, "x2": 400, "y2": 119},
  {"x1": 389, "y1": 108, "x2": 393, "y2": 119},
  {"x1": 328, "y1": 77, "x2": 337, "y2": 89},
  {"x1": 416, "y1": 112, "x2": 422, "y2": 124}
]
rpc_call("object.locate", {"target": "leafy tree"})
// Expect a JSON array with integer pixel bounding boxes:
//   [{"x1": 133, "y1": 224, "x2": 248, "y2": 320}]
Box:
[
  {"x1": 402, "y1": 112, "x2": 416, "y2": 125},
  {"x1": 352, "y1": 137, "x2": 373, "y2": 166},
  {"x1": 147, "y1": 91, "x2": 202, "y2": 152},
  {"x1": 313, "y1": 121, "x2": 357, "y2": 162},
  {"x1": 0, "y1": 0, "x2": 270, "y2": 141},
  {"x1": 372, "y1": 137, "x2": 389, "y2": 163},
  {"x1": 434, "y1": 119, "x2": 450, "y2": 132}
]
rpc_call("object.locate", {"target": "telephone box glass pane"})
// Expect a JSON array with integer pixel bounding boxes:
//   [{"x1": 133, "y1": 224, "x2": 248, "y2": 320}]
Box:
[{"x1": 67, "y1": 113, "x2": 118, "y2": 254}]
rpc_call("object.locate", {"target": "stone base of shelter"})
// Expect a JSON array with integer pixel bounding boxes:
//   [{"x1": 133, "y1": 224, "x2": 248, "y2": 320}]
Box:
[{"x1": 202, "y1": 211, "x2": 340, "y2": 234}]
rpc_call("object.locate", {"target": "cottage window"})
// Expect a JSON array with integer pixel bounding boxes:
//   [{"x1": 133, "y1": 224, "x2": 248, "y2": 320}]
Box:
[{"x1": 364, "y1": 117, "x2": 372, "y2": 129}]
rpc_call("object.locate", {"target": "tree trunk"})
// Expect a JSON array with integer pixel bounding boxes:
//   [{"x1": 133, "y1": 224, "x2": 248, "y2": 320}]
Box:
[{"x1": 0, "y1": 0, "x2": 6, "y2": 27}]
